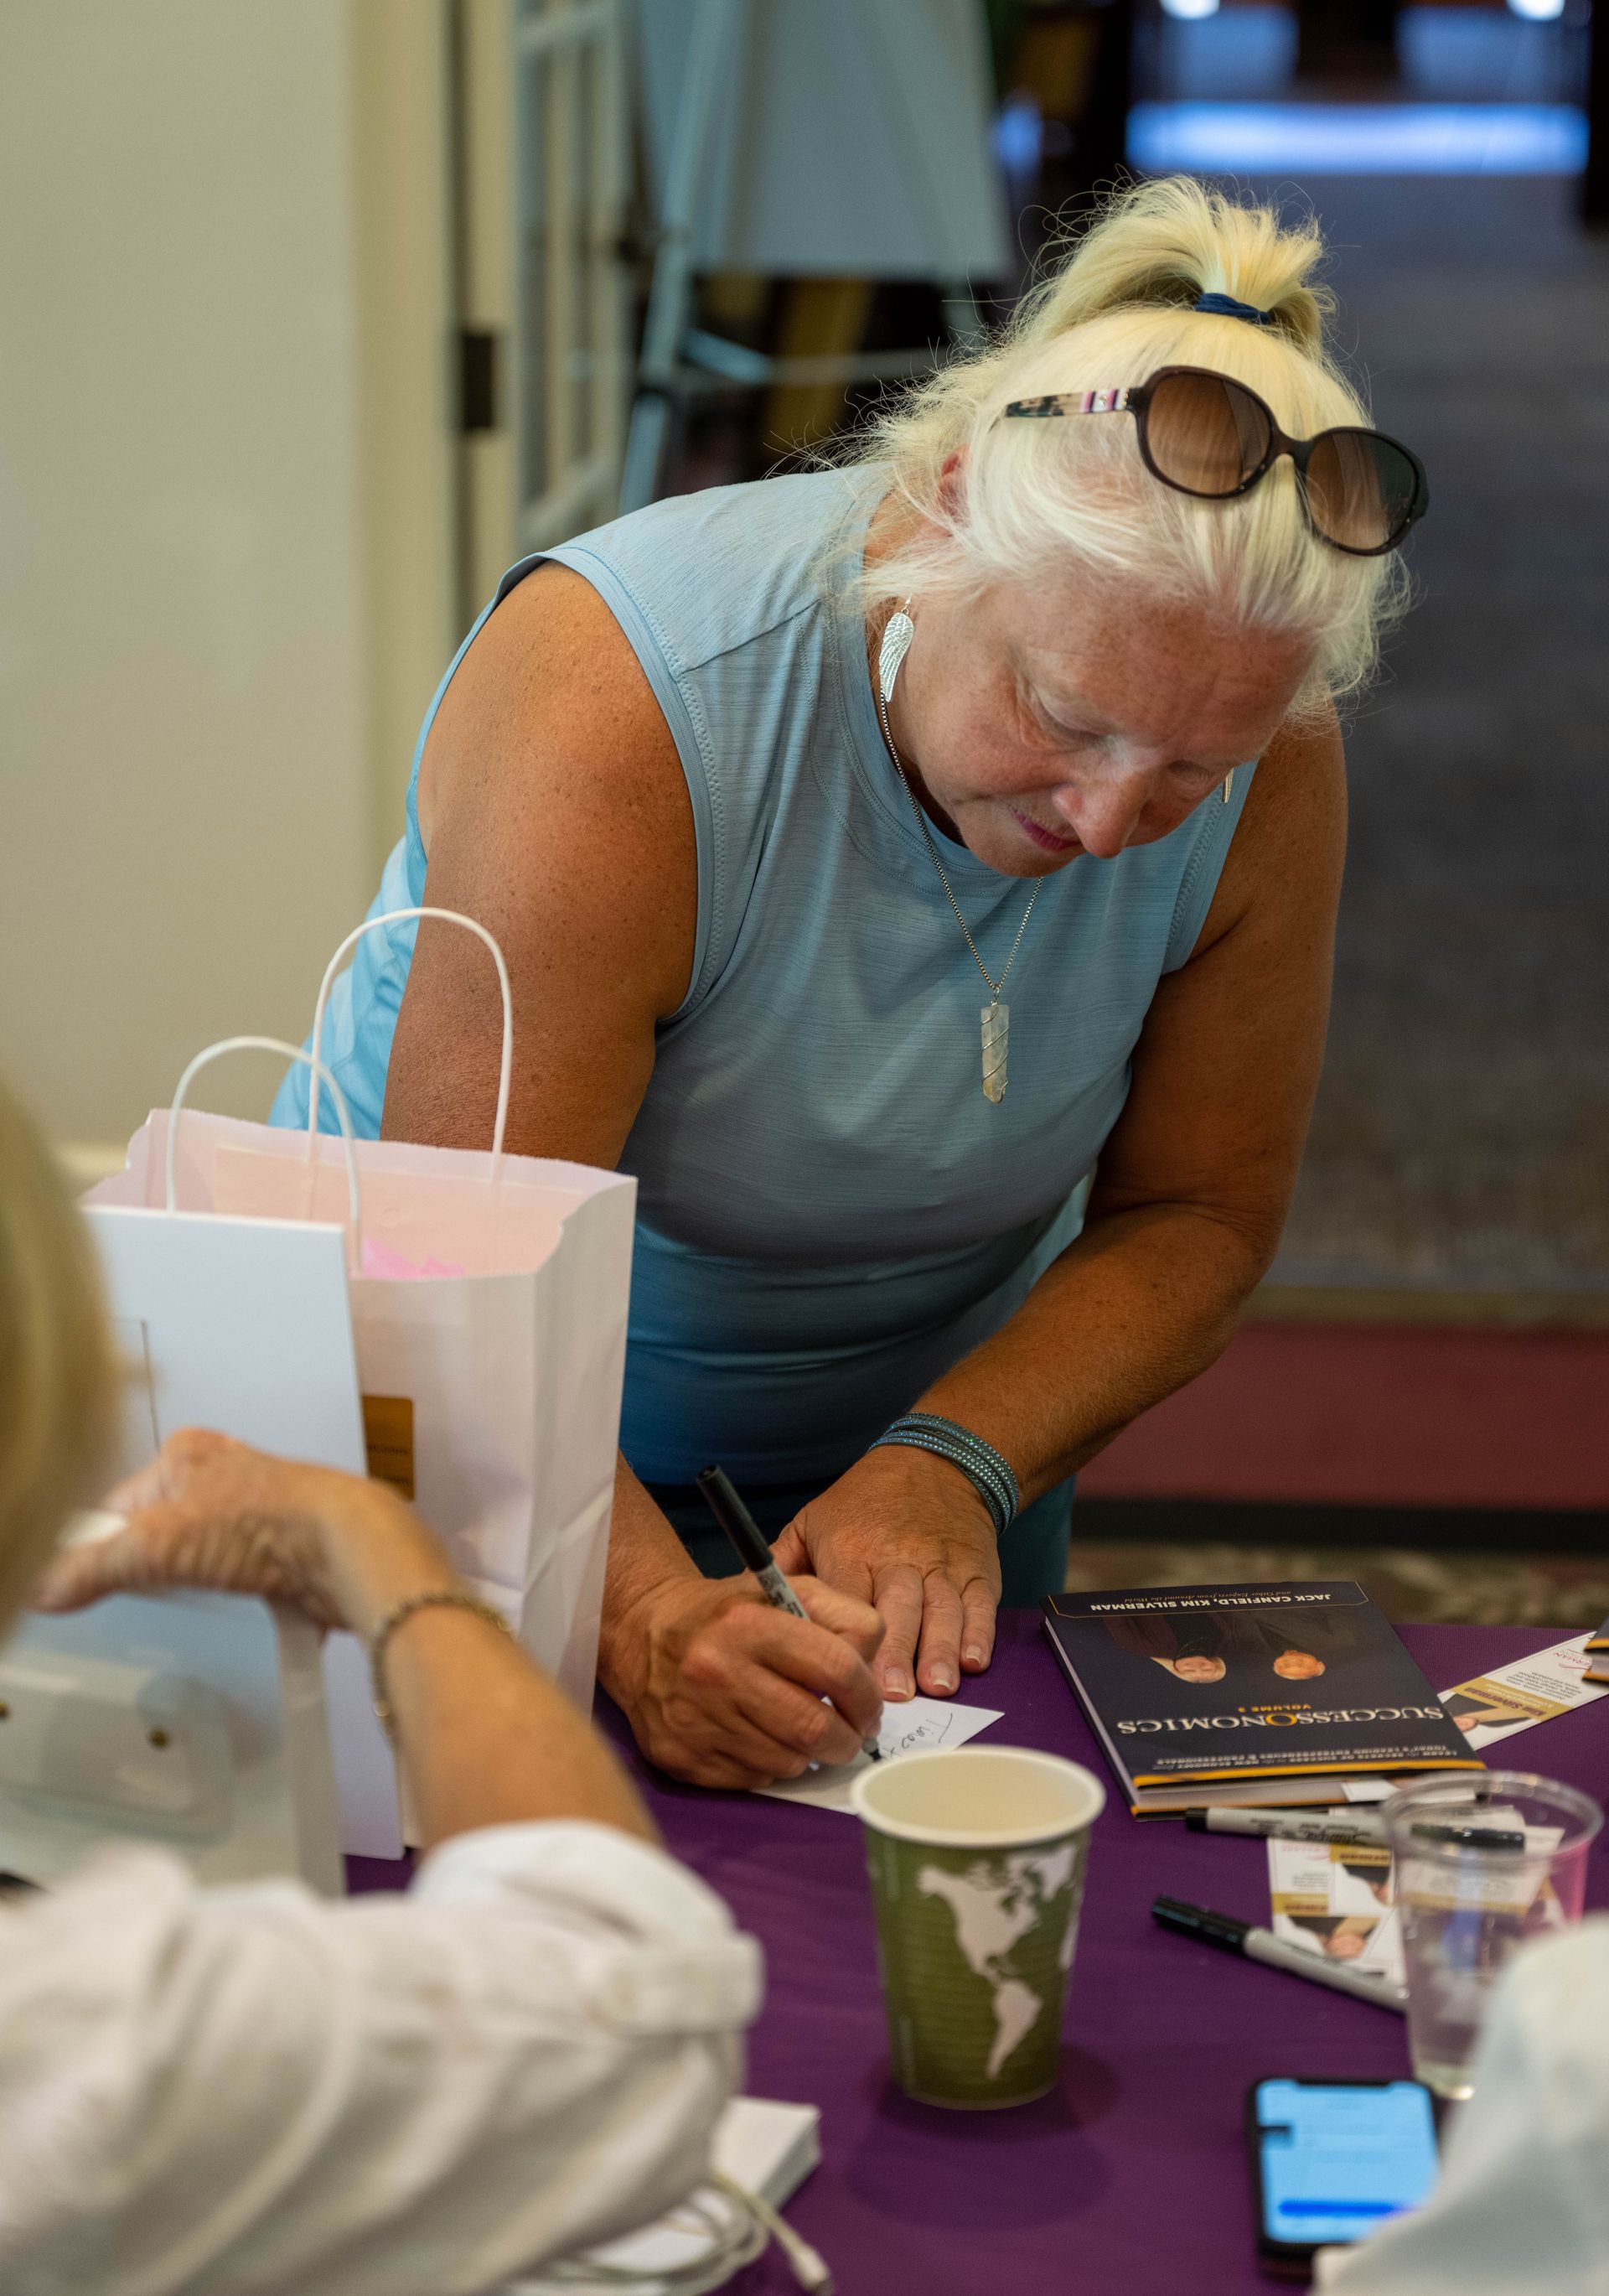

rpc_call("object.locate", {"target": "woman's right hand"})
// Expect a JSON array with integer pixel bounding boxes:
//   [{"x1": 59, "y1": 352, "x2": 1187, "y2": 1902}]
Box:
[
  {"x1": 33, "y1": 1428, "x2": 451, "y2": 1637},
  {"x1": 608, "y1": 1571, "x2": 886, "y2": 1791}
]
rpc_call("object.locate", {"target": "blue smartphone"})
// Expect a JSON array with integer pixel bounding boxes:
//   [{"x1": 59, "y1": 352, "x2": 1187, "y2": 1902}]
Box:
[{"x1": 1248, "y1": 2077, "x2": 1439, "y2": 2274}]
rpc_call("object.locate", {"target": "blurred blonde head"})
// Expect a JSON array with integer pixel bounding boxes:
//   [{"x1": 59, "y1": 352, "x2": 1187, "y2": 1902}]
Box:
[
  {"x1": 853, "y1": 176, "x2": 1408, "y2": 710},
  {"x1": 0, "y1": 1075, "x2": 117, "y2": 1632}
]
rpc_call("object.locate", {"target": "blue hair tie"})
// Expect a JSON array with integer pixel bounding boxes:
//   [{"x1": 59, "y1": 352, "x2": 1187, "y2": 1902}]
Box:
[{"x1": 1193, "y1": 290, "x2": 1275, "y2": 327}]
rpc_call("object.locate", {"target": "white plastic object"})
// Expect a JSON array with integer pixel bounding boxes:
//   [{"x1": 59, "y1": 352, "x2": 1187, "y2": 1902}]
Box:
[
  {"x1": 515, "y1": 2099, "x2": 827, "y2": 2294},
  {"x1": 0, "y1": 1651, "x2": 234, "y2": 1836},
  {"x1": 4, "y1": 1517, "x2": 343, "y2": 1894}
]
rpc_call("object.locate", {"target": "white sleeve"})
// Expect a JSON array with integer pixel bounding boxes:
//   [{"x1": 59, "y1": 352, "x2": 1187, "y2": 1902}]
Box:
[
  {"x1": 0, "y1": 1825, "x2": 762, "y2": 2296},
  {"x1": 1317, "y1": 1916, "x2": 1609, "y2": 2296}
]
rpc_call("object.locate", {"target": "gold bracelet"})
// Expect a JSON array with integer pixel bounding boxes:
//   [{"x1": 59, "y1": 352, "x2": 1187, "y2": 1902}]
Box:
[{"x1": 368, "y1": 1587, "x2": 515, "y2": 1744}]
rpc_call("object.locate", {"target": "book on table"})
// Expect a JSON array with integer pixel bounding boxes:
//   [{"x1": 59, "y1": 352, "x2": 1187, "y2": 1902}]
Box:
[
  {"x1": 1586, "y1": 1614, "x2": 1609, "y2": 1686},
  {"x1": 1042, "y1": 1582, "x2": 1483, "y2": 1817}
]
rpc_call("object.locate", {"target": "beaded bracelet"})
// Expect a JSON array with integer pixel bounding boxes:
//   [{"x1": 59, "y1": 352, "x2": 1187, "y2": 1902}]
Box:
[
  {"x1": 368, "y1": 1587, "x2": 515, "y2": 1743},
  {"x1": 867, "y1": 1411, "x2": 1020, "y2": 1537}
]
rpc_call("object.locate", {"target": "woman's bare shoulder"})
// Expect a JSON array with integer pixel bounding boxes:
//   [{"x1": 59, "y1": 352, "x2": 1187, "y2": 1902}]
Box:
[
  {"x1": 418, "y1": 562, "x2": 686, "y2": 846},
  {"x1": 414, "y1": 562, "x2": 696, "y2": 1027}
]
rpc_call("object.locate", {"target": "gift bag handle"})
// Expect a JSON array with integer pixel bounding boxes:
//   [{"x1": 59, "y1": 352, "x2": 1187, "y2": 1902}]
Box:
[
  {"x1": 305, "y1": 909, "x2": 513, "y2": 1185},
  {"x1": 168, "y1": 1037, "x2": 365, "y2": 1275}
]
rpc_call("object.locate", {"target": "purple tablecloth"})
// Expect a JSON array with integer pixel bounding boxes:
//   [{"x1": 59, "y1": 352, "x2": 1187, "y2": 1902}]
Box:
[
  {"x1": 616, "y1": 1620, "x2": 1606, "y2": 2296},
  {"x1": 350, "y1": 1619, "x2": 1607, "y2": 2295}
]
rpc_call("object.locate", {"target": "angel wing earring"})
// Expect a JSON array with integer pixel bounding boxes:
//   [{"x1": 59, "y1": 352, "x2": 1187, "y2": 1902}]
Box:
[{"x1": 877, "y1": 601, "x2": 915, "y2": 703}]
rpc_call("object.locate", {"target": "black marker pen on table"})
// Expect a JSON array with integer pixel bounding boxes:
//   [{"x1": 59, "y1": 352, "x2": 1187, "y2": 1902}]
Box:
[
  {"x1": 697, "y1": 1464, "x2": 882, "y2": 1763},
  {"x1": 1187, "y1": 1810, "x2": 1389, "y2": 1847},
  {"x1": 1151, "y1": 1896, "x2": 1407, "y2": 2012}
]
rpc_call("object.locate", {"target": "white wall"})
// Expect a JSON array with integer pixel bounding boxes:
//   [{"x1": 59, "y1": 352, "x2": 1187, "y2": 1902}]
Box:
[{"x1": 0, "y1": 0, "x2": 454, "y2": 1152}]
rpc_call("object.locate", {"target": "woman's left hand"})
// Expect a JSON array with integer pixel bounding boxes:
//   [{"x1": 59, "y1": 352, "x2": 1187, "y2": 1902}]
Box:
[{"x1": 771, "y1": 1448, "x2": 1000, "y2": 1703}]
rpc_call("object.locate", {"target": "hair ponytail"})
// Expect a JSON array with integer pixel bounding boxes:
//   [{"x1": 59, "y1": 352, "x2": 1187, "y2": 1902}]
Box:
[
  {"x1": 1022, "y1": 178, "x2": 1332, "y2": 355},
  {"x1": 846, "y1": 177, "x2": 1406, "y2": 707}
]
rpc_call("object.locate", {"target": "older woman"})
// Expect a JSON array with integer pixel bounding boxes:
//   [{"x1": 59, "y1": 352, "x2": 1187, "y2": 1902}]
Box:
[
  {"x1": 275, "y1": 179, "x2": 1425, "y2": 1791},
  {"x1": 0, "y1": 1075, "x2": 761, "y2": 2296}
]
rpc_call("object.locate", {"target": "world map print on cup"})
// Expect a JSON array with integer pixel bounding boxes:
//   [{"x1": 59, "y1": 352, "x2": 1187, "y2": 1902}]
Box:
[
  {"x1": 853, "y1": 1748, "x2": 1105, "y2": 2107},
  {"x1": 916, "y1": 1845, "x2": 1082, "y2": 2086}
]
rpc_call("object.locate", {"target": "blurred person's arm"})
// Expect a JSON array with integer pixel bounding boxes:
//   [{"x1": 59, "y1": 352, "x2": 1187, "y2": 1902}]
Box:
[
  {"x1": 4, "y1": 1430, "x2": 760, "y2": 2296},
  {"x1": 0, "y1": 1818, "x2": 758, "y2": 2296},
  {"x1": 38, "y1": 1428, "x2": 652, "y2": 1849}
]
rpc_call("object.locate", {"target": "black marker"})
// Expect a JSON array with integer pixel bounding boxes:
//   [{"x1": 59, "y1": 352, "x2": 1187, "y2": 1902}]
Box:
[
  {"x1": 1187, "y1": 1809, "x2": 1388, "y2": 1847},
  {"x1": 1151, "y1": 1895, "x2": 1406, "y2": 2012},
  {"x1": 1184, "y1": 1810, "x2": 1526, "y2": 1853},
  {"x1": 697, "y1": 1464, "x2": 881, "y2": 1763},
  {"x1": 1409, "y1": 1822, "x2": 1527, "y2": 1854}
]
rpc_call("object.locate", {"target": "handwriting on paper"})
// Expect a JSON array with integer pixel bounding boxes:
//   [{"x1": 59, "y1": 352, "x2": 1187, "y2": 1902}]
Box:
[{"x1": 753, "y1": 1696, "x2": 1006, "y2": 1816}]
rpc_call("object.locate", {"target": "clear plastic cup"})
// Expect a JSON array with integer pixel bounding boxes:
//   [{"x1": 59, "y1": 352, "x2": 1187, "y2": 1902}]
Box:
[{"x1": 1384, "y1": 1770, "x2": 1602, "y2": 2101}]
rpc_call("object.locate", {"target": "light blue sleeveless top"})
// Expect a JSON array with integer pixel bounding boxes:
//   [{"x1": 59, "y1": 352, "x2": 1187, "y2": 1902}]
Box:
[{"x1": 272, "y1": 470, "x2": 1254, "y2": 1485}]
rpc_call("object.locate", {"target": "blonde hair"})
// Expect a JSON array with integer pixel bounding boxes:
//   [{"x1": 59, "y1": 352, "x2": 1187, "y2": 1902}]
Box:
[
  {"x1": 850, "y1": 177, "x2": 1409, "y2": 707},
  {"x1": 0, "y1": 1075, "x2": 118, "y2": 1631}
]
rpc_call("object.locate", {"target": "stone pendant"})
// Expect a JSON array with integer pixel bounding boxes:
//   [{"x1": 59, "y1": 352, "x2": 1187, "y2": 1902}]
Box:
[{"x1": 981, "y1": 1002, "x2": 1008, "y2": 1103}]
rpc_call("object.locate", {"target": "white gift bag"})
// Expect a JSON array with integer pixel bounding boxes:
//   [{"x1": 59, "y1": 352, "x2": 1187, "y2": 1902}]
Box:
[{"x1": 85, "y1": 913, "x2": 637, "y2": 1855}]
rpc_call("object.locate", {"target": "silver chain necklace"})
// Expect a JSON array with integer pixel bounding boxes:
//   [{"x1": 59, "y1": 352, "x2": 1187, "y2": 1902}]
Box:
[{"x1": 875, "y1": 604, "x2": 1039, "y2": 1104}]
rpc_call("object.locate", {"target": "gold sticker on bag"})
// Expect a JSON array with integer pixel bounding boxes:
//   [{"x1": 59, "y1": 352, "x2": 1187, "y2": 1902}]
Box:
[{"x1": 363, "y1": 1395, "x2": 416, "y2": 1500}]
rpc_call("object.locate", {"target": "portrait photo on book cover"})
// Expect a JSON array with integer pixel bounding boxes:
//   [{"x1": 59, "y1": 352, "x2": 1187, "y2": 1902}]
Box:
[
  {"x1": 1042, "y1": 1582, "x2": 1477, "y2": 1806},
  {"x1": 1099, "y1": 1592, "x2": 1371, "y2": 1698}
]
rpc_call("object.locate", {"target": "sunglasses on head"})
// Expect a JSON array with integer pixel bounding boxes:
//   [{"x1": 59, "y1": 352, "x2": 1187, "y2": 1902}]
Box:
[{"x1": 1002, "y1": 365, "x2": 1429, "y2": 557}]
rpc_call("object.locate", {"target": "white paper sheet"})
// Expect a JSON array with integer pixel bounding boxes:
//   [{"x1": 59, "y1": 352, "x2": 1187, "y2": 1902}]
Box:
[{"x1": 753, "y1": 1696, "x2": 1005, "y2": 1815}]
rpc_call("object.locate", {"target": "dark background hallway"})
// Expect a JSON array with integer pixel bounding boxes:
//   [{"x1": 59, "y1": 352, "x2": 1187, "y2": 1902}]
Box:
[{"x1": 1266, "y1": 170, "x2": 1609, "y2": 1303}]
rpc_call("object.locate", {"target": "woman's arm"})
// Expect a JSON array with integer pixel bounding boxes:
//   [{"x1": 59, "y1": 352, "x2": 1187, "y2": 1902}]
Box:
[
  {"x1": 773, "y1": 710, "x2": 1347, "y2": 1699},
  {"x1": 374, "y1": 565, "x2": 885, "y2": 1791},
  {"x1": 15, "y1": 1431, "x2": 762, "y2": 2294},
  {"x1": 0, "y1": 1832, "x2": 758, "y2": 2296},
  {"x1": 35, "y1": 1427, "x2": 654, "y2": 1848}
]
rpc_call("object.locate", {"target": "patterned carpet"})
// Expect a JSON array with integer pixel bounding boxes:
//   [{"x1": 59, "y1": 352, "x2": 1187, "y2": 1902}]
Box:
[{"x1": 1066, "y1": 1507, "x2": 1609, "y2": 1630}]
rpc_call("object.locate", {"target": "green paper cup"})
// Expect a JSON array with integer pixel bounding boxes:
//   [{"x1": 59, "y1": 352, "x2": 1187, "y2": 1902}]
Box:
[{"x1": 852, "y1": 1745, "x2": 1105, "y2": 2108}]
